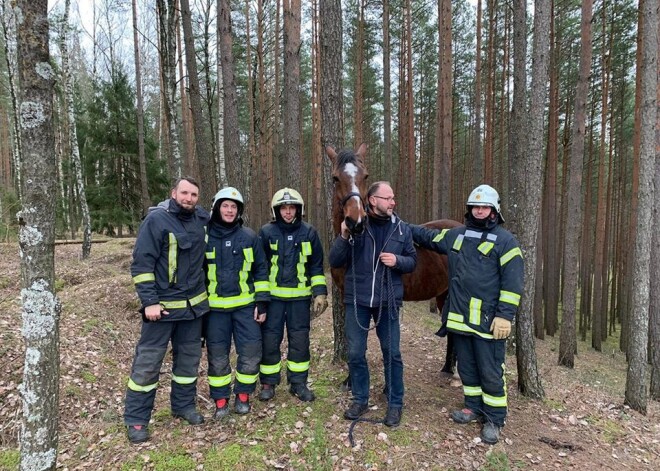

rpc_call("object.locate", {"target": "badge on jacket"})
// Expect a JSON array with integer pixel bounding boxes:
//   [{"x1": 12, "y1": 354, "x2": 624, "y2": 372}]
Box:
[{"x1": 225, "y1": 241, "x2": 231, "y2": 247}]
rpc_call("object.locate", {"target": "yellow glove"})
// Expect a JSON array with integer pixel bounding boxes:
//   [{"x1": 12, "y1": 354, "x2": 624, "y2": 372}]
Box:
[
  {"x1": 490, "y1": 317, "x2": 512, "y2": 340},
  {"x1": 312, "y1": 295, "x2": 328, "y2": 320}
]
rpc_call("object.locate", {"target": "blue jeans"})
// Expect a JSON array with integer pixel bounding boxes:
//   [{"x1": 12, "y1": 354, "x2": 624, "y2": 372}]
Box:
[{"x1": 345, "y1": 303, "x2": 404, "y2": 408}]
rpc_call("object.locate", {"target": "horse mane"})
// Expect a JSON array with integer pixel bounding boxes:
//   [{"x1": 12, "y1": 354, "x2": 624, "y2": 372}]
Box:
[{"x1": 336, "y1": 148, "x2": 361, "y2": 167}]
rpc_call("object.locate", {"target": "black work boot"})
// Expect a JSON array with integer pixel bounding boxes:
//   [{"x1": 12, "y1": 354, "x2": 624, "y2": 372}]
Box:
[
  {"x1": 127, "y1": 425, "x2": 149, "y2": 444},
  {"x1": 172, "y1": 408, "x2": 205, "y2": 425},
  {"x1": 383, "y1": 407, "x2": 402, "y2": 427},
  {"x1": 289, "y1": 383, "x2": 315, "y2": 402},
  {"x1": 234, "y1": 393, "x2": 251, "y2": 414},
  {"x1": 343, "y1": 402, "x2": 369, "y2": 420},
  {"x1": 213, "y1": 398, "x2": 230, "y2": 420},
  {"x1": 481, "y1": 422, "x2": 501, "y2": 444},
  {"x1": 259, "y1": 384, "x2": 275, "y2": 401},
  {"x1": 451, "y1": 408, "x2": 482, "y2": 424}
]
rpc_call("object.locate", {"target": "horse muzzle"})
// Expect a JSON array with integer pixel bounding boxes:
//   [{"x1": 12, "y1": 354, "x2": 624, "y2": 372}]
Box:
[{"x1": 345, "y1": 217, "x2": 365, "y2": 235}]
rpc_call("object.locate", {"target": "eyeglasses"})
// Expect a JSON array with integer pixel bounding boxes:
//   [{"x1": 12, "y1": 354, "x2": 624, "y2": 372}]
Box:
[{"x1": 371, "y1": 195, "x2": 395, "y2": 202}]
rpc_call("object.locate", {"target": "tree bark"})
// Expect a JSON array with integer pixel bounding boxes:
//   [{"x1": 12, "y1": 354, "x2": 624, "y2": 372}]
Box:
[
  {"x1": 382, "y1": 0, "x2": 392, "y2": 180},
  {"x1": 558, "y1": 0, "x2": 592, "y2": 368},
  {"x1": 625, "y1": 0, "x2": 657, "y2": 414},
  {"x1": 282, "y1": 0, "x2": 302, "y2": 189},
  {"x1": 651, "y1": 7, "x2": 660, "y2": 402},
  {"x1": 16, "y1": 1, "x2": 61, "y2": 469}
]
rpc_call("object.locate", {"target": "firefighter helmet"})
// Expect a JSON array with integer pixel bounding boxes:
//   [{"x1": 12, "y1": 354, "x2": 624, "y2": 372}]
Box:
[
  {"x1": 466, "y1": 184, "x2": 503, "y2": 221},
  {"x1": 212, "y1": 187, "x2": 244, "y2": 216},
  {"x1": 271, "y1": 188, "x2": 304, "y2": 219}
]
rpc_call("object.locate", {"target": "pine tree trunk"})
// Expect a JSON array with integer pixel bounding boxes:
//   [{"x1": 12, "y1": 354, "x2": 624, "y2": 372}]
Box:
[
  {"x1": 215, "y1": 0, "x2": 227, "y2": 187},
  {"x1": 650, "y1": 10, "x2": 660, "y2": 402},
  {"x1": 382, "y1": 0, "x2": 392, "y2": 180},
  {"x1": 17, "y1": 1, "x2": 61, "y2": 469},
  {"x1": 283, "y1": 0, "x2": 302, "y2": 189},
  {"x1": 625, "y1": 0, "x2": 657, "y2": 414},
  {"x1": 61, "y1": 0, "x2": 92, "y2": 259},
  {"x1": 473, "y1": 0, "x2": 483, "y2": 185}
]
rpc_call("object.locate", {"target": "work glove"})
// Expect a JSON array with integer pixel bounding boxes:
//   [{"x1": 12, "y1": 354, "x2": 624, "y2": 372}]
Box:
[
  {"x1": 490, "y1": 317, "x2": 512, "y2": 340},
  {"x1": 311, "y1": 295, "x2": 328, "y2": 320}
]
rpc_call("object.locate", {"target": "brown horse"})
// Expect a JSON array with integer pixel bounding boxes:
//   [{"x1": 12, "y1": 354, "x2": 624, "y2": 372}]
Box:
[{"x1": 327, "y1": 144, "x2": 461, "y2": 376}]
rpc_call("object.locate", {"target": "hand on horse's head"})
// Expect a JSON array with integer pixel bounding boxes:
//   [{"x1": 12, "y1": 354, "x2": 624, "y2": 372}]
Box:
[{"x1": 340, "y1": 221, "x2": 351, "y2": 240}]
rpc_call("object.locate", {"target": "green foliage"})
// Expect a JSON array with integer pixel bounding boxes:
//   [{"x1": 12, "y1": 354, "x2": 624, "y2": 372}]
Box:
[
  {"x1": 482, "y1": 450, "x2": 512, "y2": 471},
  {"x1": 0, "y1": 449, "x2": 19, "y2": 471},
  {"x1": 204, "y1": 443, "x2": 267, "y2": 470},
  {"x1": 150, "y1": 449, "x2": 196, "y2": 471},
  {"x1": 80, "y1": 370, "x2": 97, "y2": 383}
]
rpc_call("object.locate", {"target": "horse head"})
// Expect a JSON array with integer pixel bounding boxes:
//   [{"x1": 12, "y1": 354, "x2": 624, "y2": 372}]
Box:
[{"x1": 327, "y1": 143, "x2": 368, "y2": 235}]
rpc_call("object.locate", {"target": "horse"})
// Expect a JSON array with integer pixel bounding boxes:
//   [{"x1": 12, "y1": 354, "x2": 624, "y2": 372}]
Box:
[{"x1": 326, "y1": 144, "x2": 461, "y2": 381}]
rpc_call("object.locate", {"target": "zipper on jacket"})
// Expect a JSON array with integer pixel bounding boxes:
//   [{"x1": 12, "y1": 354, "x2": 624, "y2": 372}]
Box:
[{"x1": 368, "y1": 219, "x2": 401, "y2": 308}]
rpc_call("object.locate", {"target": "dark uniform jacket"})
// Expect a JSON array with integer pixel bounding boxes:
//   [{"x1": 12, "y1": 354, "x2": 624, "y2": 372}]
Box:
[
  {"x1": 131, "y1": 199, "x2": 210, "y2": 321},
  {"x1": 205, "y1": 221, "x2": 270, "y2": 311},
  {"x1": 410, "y1": 217, "x2": 523, "y2": 340},
  {"x1": 329, "y1": 214, "x2": 417, "y2": 308},
  {"x1": 259, "y1": 219, "x2": 327, "y2": 301}
]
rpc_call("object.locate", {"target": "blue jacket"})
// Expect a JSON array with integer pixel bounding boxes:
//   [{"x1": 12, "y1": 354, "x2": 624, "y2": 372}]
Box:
[
  {"x1": 131, "y1": 199, "x2": 210, "y2": 321},
  {"x1": 329, "y1": 214, "x2": 417, "y2": 308},
  {"x1": 410, "y1": 218, "x2": 523, "y2": 339},
  {"x1": 205, "y1": 221, "x2": 270, "y2": 311},
  {"x1": 259, "y1": 219, "x2": 327, "y2": 300}
]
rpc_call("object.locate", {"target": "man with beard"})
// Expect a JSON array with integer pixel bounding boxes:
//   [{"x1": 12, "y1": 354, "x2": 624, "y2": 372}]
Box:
[
  {"x1": 125, "y1": 177, "x2": 210, "y2": 443},
  {"x1": 409, "y1": 184, "x2": 524, "y2": 444}
]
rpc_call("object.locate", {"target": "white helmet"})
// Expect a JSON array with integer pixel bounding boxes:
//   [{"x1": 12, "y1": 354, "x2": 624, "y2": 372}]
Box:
[
  {"x1": 467, "y1": 184, "x2": 504, "y2": 221},
  {"x1": 271, "y1": 188, "x2": 304, "y2": 219},
  {"x1": 212, "y1": 187, "x2": 244, "y2": 216}
]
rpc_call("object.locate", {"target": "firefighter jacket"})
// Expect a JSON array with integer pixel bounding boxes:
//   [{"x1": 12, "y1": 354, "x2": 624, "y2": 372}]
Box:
[
  {"x1": 329, "y1": 214, "x2": 417, "y2": 308},
  {"x1": 410, "y1": 217, "x2": 524, "y2": 340},
  {"x1": 205, "y1": 220, "x2": 270, "y2": 311},
  {"x1": 259, "y1": 218, "x2": 327, "y2": 301},
  {"x1": 131, "y1": 199, "x2": 210, "y2": 321}
]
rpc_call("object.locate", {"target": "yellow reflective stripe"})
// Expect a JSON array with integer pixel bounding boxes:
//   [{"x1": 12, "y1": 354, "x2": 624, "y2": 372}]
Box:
[
  {"x1": 172, "y1": 374, "x2": 196, "y2": 385},
  {"x1": 133, "y1": 273, "x2": 155, "y2": 284},
  {"x1": 208, "y1": 375, "x2": 232, "y2": 387},
  {"x1": 463, "y1": 385, "x2": 482, "y2": 396},
  {"x1": 500, "y1": 247, "x2": 523, "y2": 266},
  {"x1": 239, "y1": 248, "x2": 254, "y2": 294},
  {"x1": 269, "y1": 241, "x2": 279, "y2": 288},
  {"x1": 452, "y1": 234, "x2": 464, "y2": 251},
  {"x1": 311, "y1": 275, "x2": 326, "y2": 287},
  {"x1": 160, "y1": 292, "x2": 208, "y2": 309},
  {"x1": 205, "y1": 250, "x2": 215, "y2": 259},
  {"x1": 128, "y1": 378, "x2": 158, "y2": 392},
  {"x1": 296, "y1": 242, "x2": 311, "y2": 288},
  {"x1": 478, "y1": 241, "x2": 494, "y2": 255},
  {"x1": 270, "y1": 286, "x2": 312, "y2": 298},
  {"x1": 447, "y1": 312, "x2": 494, "y2": 339},
  {"x1": 469, "y1": 298, "x2": 482, "y2": 325},
  {"x1": 235, "y1": 371, "x2": 258, "y2": 384},
  {"x1": 208, "y1": 293, "x2": 255, "y2": 308},
  {"x1": 483, "y1": 392, "x2": 507, "y2": 408},
  {"x1": 168, "y1": 233, "x2": 177, "y2": 283},
  {"x1": 432, "y1": 229, "x2": 448, "y2": 242},
  {"x1": 260, "y1": 362, "x2": 282, "y2": 375},
  {"x1": 287, "y1": 360, "x2": 309, "y2": 373},
  {"x1": 254, "y1": 281, "x2": 270, "y2": 293},
  {"x1": 499, "y1": 290, "x2": 521, "y2": 306},
  {"x1": 207, "y1": 248, "x2": 217, "y2": 298}
]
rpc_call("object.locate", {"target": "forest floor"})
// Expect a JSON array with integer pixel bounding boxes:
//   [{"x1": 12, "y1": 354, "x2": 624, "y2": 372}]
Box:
[{"x1": 0, "y1": 240, "x2": 659, "y2": 470}]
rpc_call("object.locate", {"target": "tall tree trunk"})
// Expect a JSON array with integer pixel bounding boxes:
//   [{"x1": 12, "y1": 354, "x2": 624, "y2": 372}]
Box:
[
  {"x1": 352, "y1": 0, "x2": 365, "y2": 149},
  {"x1": 320, "y1": 0, "x2": 345, "y2": 364},
  {"x1": 625, "y1": 0, "x2": 657, "y2": 414},
  {"x1": 515, "y1": 0, "x2": 549, "y2": 399},
  {"x1": 651, "y1": 8, "x2": 660, "y2": 402},
  {"x1": 382, "y1": 0, "x2": 392, "y2": 179},
  {"x1": 440, "y1": 0, "x2": 452, "y2": 217},
  {"x1": 157, "y1": 0, "x2": 183, "y2": 178},
  {"x1": 311, "y1": 0, "x2": 323, "y2": 231},
  {"x1": 216, "y1": 0, "x2": 227, "y2": 187},
  {"x1": 558, "y1": 0, "x2": 592, "y2": 368},
  {"x1": 282, "y1": 0, "x2": 302, "y2": 188},
  {"x1": 17, "y1": 1, "x2": 61, "y2": 469},
  {"x1": 176, "y1": 4, "x2": 194, "y2": 176},
  {"x1": 61, "y1": 0, "x2": 92, "y2": 259},
  {"x1": 473, "y1": 0, "x2": 483, "y2": 185},
  {"x1": 484, "y1": 0, "x2": 496, "y2": 183},
  {"x1": 244, "y1": 0, "x2": 258, "y2": 221},
  {"x1": 131, "y1": 0, "x2": 151, "y2": 215},
  {"x1": 180, "y1": 0, "x2": 217, "y2": 205},
  {"x1": 218, "y1": 0, "x2": 241, "y2": 188}
]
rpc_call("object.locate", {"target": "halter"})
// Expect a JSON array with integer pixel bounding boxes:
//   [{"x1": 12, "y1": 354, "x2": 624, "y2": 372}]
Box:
[{"x1": 340, "y1": 191, "x2": 364, "y2": 208}]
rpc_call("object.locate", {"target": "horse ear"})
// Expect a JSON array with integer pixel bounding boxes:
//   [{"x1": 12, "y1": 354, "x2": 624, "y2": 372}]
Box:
[
  {"x1": 356, "y1": 143, "x2": 367, "y2": 161},
  {"x1": 326, "y1": 146, "x2": 337, "y2": 162}
]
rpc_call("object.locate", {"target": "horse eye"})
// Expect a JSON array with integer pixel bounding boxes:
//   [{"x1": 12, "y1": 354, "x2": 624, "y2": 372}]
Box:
[{"x1": 364, "y1": 174, "x2": 369, "y2": 180}]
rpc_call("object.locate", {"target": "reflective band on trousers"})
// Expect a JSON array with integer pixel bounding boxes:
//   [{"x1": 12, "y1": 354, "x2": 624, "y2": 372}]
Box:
[
  {"x1": 235, "y1": 371, "x2": 258, "y2": 384},
  {"x1": 160, "y1": 291, "x2": 208, "y2": 309},
  {"x1": 172, "y1": 374, "x2": 197, "y2": 385},
  {"x1": 287, "y1": 360, "x2": 309, "y2": 373},
  {"x1": 483, "y1": 391, "x2": 507, "y2": 408},
  {"x1": 463, "y1": 385, "x2": 482, "y2": 396},
  {"x1": 260, "y1": 362, "x2": 282, "y2": 375},
  {"x1": 208, "y1": 374, "x2": 231, "y2": 387},
  {"x1": 128, "y1": 378, "x2": 158, "y2": 393}
]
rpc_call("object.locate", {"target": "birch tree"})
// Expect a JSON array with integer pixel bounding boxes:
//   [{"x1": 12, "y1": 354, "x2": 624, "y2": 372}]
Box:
[
  {"x1": 60, "y1": 0, "x2": 92, "y2": 258},
  {"x1": 16, "y1": 0, "x2": 61, "y2": 469}
]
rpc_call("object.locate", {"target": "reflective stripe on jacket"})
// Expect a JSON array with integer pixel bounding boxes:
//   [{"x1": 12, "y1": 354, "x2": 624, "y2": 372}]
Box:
[{"x1": 259, "y1": 220, "x2": 327, "y2": 300}]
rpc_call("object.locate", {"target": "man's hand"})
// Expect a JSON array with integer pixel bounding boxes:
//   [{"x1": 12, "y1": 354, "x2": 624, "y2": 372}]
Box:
[
  {"x1": 145, "y1": 304, "x2": 167, "y2": 321},
  {"x1": 340, "y1": 221, "x2": 351, "y2": 240},
  {"x1": 312, "y1": 295, "x2": 328, "y2": 319},
  {"x1": 379, "y1": 252, "x2": 397, "y2": 267},
  {"x1": 490, "y1": 317, "x2": 511, "y2": 340},
  {"x1": 254, "y1": 306, "x2": 266, "y2": 324}
]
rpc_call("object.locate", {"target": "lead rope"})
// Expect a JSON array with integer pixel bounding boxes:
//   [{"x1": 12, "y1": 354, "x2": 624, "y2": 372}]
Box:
[{"x1": 347, "y1": 236, "x2": 396, "y2": 447}]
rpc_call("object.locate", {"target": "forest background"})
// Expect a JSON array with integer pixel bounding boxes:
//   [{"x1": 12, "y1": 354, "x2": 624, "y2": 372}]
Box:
[{"x1": 0, "y1": 0, "x2": 659, "y2": 468}]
